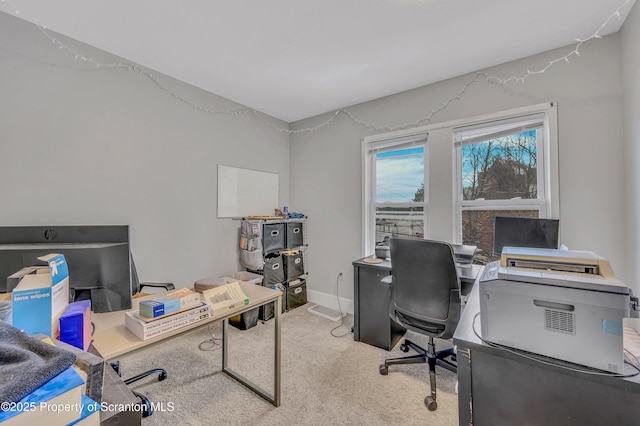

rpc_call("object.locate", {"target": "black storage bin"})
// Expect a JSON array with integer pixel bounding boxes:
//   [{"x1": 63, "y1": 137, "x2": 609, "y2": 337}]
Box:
[
  {"x1": 283, "y1": 251, "x2": 304, "y2": 280},
  {"x1": 262, "y1": 223, "x2": 285, "y2": 253},
  {"x1": 263, "y1": 254, "x2": 284, "y2": 287},
  {"x1": 259, "y1": 299, "x2": 285, "y2": 321},
  {"x1": 286, "y1": 222, "x2": 304, "y2": 248},
  {"x1": 285, "y1": 278, "x2": 307, "y2": 311},
  {"x1": 229, "y1": 308, "x2": 259, "y2": 330}
]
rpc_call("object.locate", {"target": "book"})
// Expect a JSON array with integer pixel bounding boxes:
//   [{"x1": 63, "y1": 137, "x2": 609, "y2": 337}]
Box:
[
  {"x1": 138, "y1": 287, "x2": 201, "y2": 318},
  {"x1": 125, "y1": 302, "x2": 211, "y2": 340},
  {"x1": 202, "y1": 281, "x2": 249, "y2": 314},
  {"x1": 131, "y1": 302, "x2": 210, "y2": 330},
  {"x1": 0, "y1": 366, "x2": 84, "y2": 426},
  {"x1": 68, "y1": 394, "x2": 100, "y2": 426},
  {"x1": 35, "y1": 334, "x2": 106, "y2": 404},
  {"x1": 133, "y1": 298, "x2": 209, "y2": 323}
]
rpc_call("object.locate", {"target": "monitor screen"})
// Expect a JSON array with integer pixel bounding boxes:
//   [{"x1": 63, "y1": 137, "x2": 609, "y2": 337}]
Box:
[
  {"x1": 493, "y1": 216, "x2": 560, "y2": 255},
  {"x1": 0, "y1": 225, "x2": 133, "y2": 313}
]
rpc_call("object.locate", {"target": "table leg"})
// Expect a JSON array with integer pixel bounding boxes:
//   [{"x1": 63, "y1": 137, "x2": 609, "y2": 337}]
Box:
[{"x1": 221, "y1": 297, "x2": 282, "y2": 407}]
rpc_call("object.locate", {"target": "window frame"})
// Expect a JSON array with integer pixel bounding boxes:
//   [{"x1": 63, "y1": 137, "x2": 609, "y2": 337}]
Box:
[
  {"x1": 452, "y1": 103, "x2": 559, "y2": 245},
  {"x1": 361, "y1": 102, "x2": 558, "y2": 256},
  {"x1": 362, "y1": 130, "x2": 429, "y2": 255}
]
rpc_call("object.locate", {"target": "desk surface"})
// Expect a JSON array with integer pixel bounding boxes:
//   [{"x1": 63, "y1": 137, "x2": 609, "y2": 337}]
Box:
[
  {"x1": 454, "y1": 281, "x2": 640, "y2": 384},
  {"x1": 92, "y1": 282, "x2": 281, "y2": 360},
  {"x1": 454, "y1": 280, "x2": 640, "y2": 425},
  {"x1": 352, "y1": 257, "x2": 482, "y2": 286}
]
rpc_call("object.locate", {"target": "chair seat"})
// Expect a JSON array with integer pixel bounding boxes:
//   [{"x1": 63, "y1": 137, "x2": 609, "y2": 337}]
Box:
[{"x1": 397, "y1": 313, "x2": 445, "y2": 335}]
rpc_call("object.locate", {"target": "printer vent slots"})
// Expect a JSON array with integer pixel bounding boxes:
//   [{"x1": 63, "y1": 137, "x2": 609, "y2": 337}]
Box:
[{"x1": 544, "y1": 309, "x2": 575, "y2": 335}]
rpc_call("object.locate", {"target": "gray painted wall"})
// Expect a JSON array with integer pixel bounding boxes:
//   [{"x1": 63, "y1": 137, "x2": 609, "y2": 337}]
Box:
[
  {"x1": 291, "y1": 33, "x2": 629, "y2": 311},
  {"x1": 2, "y1": 5, "x2": 637, "y2": 310},
  {"x1": 0, "y1": 13, "x2": 290, "y2": 288},
  {"x1": 622, "y1": 2, "x2": 640, "y2": 298}
]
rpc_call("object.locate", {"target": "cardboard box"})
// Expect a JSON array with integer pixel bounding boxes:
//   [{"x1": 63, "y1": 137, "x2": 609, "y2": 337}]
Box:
[
  {"x1": 59, "y1": 300, "x2": 92, "y2": 351},
  {"x1": 138, "y1": 287, "x2": 201, "y2": 318},
  {"x1": 11, "y1": 253, "x2": 69, "y2": 337},
  {"x1": 224, "y1": 271, "x2": 263, "y2": 285},
  {"x1": 7, "y1": 266, "x2": 41, "y2": 293},
  {"x1": 195, "y1": 276, "x2": 259, "y2": 330}
]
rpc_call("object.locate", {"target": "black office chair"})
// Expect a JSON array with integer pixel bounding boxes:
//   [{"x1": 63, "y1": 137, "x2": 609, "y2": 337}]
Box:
[
  {"x1": 378, "y1": 238, "x2": 461, "y2": 411},
  {"x1": 109, "y1": 253, "x2": 175, "y2": 418}
]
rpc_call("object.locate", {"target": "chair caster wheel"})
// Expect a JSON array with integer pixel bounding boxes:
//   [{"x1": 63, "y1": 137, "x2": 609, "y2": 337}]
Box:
[
  {"x1": 379, "y1": 364, "x2": 388, "y2": 375},
  {"x1": 424, "y1": 396, "x2": 437, "y2": 411},
  {"x1": 400, "y1": 343, "x2": 409, "y2": 352},
  {"x1": 159, "y1": 371, "x2": 168, "y2": 381}
]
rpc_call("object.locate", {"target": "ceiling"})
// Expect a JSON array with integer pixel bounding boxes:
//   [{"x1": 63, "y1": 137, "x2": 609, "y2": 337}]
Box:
[{"x1": 1, "y1": 0, "x2": 635, "y2": 122}]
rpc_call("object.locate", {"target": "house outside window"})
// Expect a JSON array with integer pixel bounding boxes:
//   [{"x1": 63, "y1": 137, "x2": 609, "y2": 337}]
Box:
[{"x1": 454, "y1": 108, "x2": 557, "y2": 263}]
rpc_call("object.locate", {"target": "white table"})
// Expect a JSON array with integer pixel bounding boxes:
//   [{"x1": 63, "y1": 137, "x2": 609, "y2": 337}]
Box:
[{"x1": 92, "y1": 282, "x2": 283, "y2": 406}]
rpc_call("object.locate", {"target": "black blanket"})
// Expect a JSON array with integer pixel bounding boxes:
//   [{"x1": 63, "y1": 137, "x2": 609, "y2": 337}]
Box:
[{"x1": 0, "y1": 321, "x2": 76, "y2": 403}]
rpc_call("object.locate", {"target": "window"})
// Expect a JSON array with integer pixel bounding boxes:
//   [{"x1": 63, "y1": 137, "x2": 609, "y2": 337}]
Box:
[
  {"x1": 362, "y1": 103, "x2": 557, "y2": 260},
  {"x1": 454, "y1": 109, "x2": 557, "y2": 263},
  {"x1": 362, "y1": 132, "x2": 428, "y2": 255}
]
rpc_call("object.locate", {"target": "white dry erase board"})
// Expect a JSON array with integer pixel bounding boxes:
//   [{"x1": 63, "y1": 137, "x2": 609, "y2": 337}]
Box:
[{"x1": 217, "y1": 164, "x2": 279, "y2": 218}]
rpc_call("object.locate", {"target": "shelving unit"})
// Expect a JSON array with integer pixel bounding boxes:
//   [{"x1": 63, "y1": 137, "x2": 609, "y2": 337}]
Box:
[{"x1": 238, "y1": 217, "x2": 308, "y2": 319}]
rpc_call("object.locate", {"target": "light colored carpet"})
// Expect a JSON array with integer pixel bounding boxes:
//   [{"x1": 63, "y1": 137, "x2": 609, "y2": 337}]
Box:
[{"x1": 117, "y1": 304, "x2": 459, "y2": 425}]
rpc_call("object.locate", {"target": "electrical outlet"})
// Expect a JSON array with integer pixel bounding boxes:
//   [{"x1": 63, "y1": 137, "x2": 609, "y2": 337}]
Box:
[{"x1": 338, "y1": 271, "x2": 344, "y2": 280}]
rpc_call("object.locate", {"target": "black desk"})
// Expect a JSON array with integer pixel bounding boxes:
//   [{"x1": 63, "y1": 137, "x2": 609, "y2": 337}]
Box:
[
  {"x1": 453, "y1": 281, "x2": 640, "y2": 426},
  {"x1": 352, "y1": 257, "x2": 481, "y2": 350},
  {"x1": 99, "y1": 364, "x2": 142, "y2": 425}
]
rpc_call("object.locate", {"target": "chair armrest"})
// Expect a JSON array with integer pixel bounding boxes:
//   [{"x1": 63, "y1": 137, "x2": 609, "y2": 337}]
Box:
[{"x1": 139, "y1": 282, "x2": 175, "y2": 292}]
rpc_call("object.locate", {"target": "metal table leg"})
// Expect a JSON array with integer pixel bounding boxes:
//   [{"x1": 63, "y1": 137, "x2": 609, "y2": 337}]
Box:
[{"x1": 221, "y1": 296, "x2": 282, "y2": 407}]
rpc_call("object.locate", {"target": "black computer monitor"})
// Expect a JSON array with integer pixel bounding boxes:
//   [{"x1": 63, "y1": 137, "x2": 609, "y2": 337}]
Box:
[
  {"x1": 0, "y1": 225, "x2": 133, "y2": 313},
  {"x1": 493, "y1": 216, "x2": 560, "y2": 255}
]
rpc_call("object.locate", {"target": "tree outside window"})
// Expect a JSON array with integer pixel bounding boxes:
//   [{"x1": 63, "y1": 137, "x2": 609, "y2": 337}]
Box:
[{"x1": 457, "y1": 126, "x2": 546, "y2": 263}]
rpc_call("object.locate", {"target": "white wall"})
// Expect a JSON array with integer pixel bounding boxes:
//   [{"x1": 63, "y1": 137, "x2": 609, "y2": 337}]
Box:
[
  {"x1": 0, "y1": 13, "x2": 290, "y2": 288},
  {"x1": 291, "y1": 35, "x2": 626, "y2": 311},
  {"x1": 622, "y1": 1, "x2": 640, "y2": 296}
]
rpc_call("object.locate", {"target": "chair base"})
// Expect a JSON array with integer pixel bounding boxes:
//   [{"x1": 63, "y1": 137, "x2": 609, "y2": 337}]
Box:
[
  {"x1": 111, "y1": 361, "x2": 168, "y2": 417},
  {"x1": 379, "y1": 337, "x2": 457, "y2": 411}
]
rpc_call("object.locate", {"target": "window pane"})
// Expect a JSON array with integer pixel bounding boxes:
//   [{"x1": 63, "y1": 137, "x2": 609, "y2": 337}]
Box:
[
  {"x1": 461, "y1": 130, "x2": 537, "y2": 201},
  {"x1": 375, "y1": 217, "x2": 425, "y2": 246},
  {"x1": 376, "y1": 147, "x2": 424, "y2": 203},
  {"x1": 461, "y1": 210, "x2": 539, "y2": 264}
]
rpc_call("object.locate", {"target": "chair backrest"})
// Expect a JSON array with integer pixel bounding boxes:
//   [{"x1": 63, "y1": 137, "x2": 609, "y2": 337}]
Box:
[
  {"x1": 130, "y1": 251, "x2": 141, "y2": 295},
  {"x1": 389, "y1": 237, "x2": 461, "y2": 339}
]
